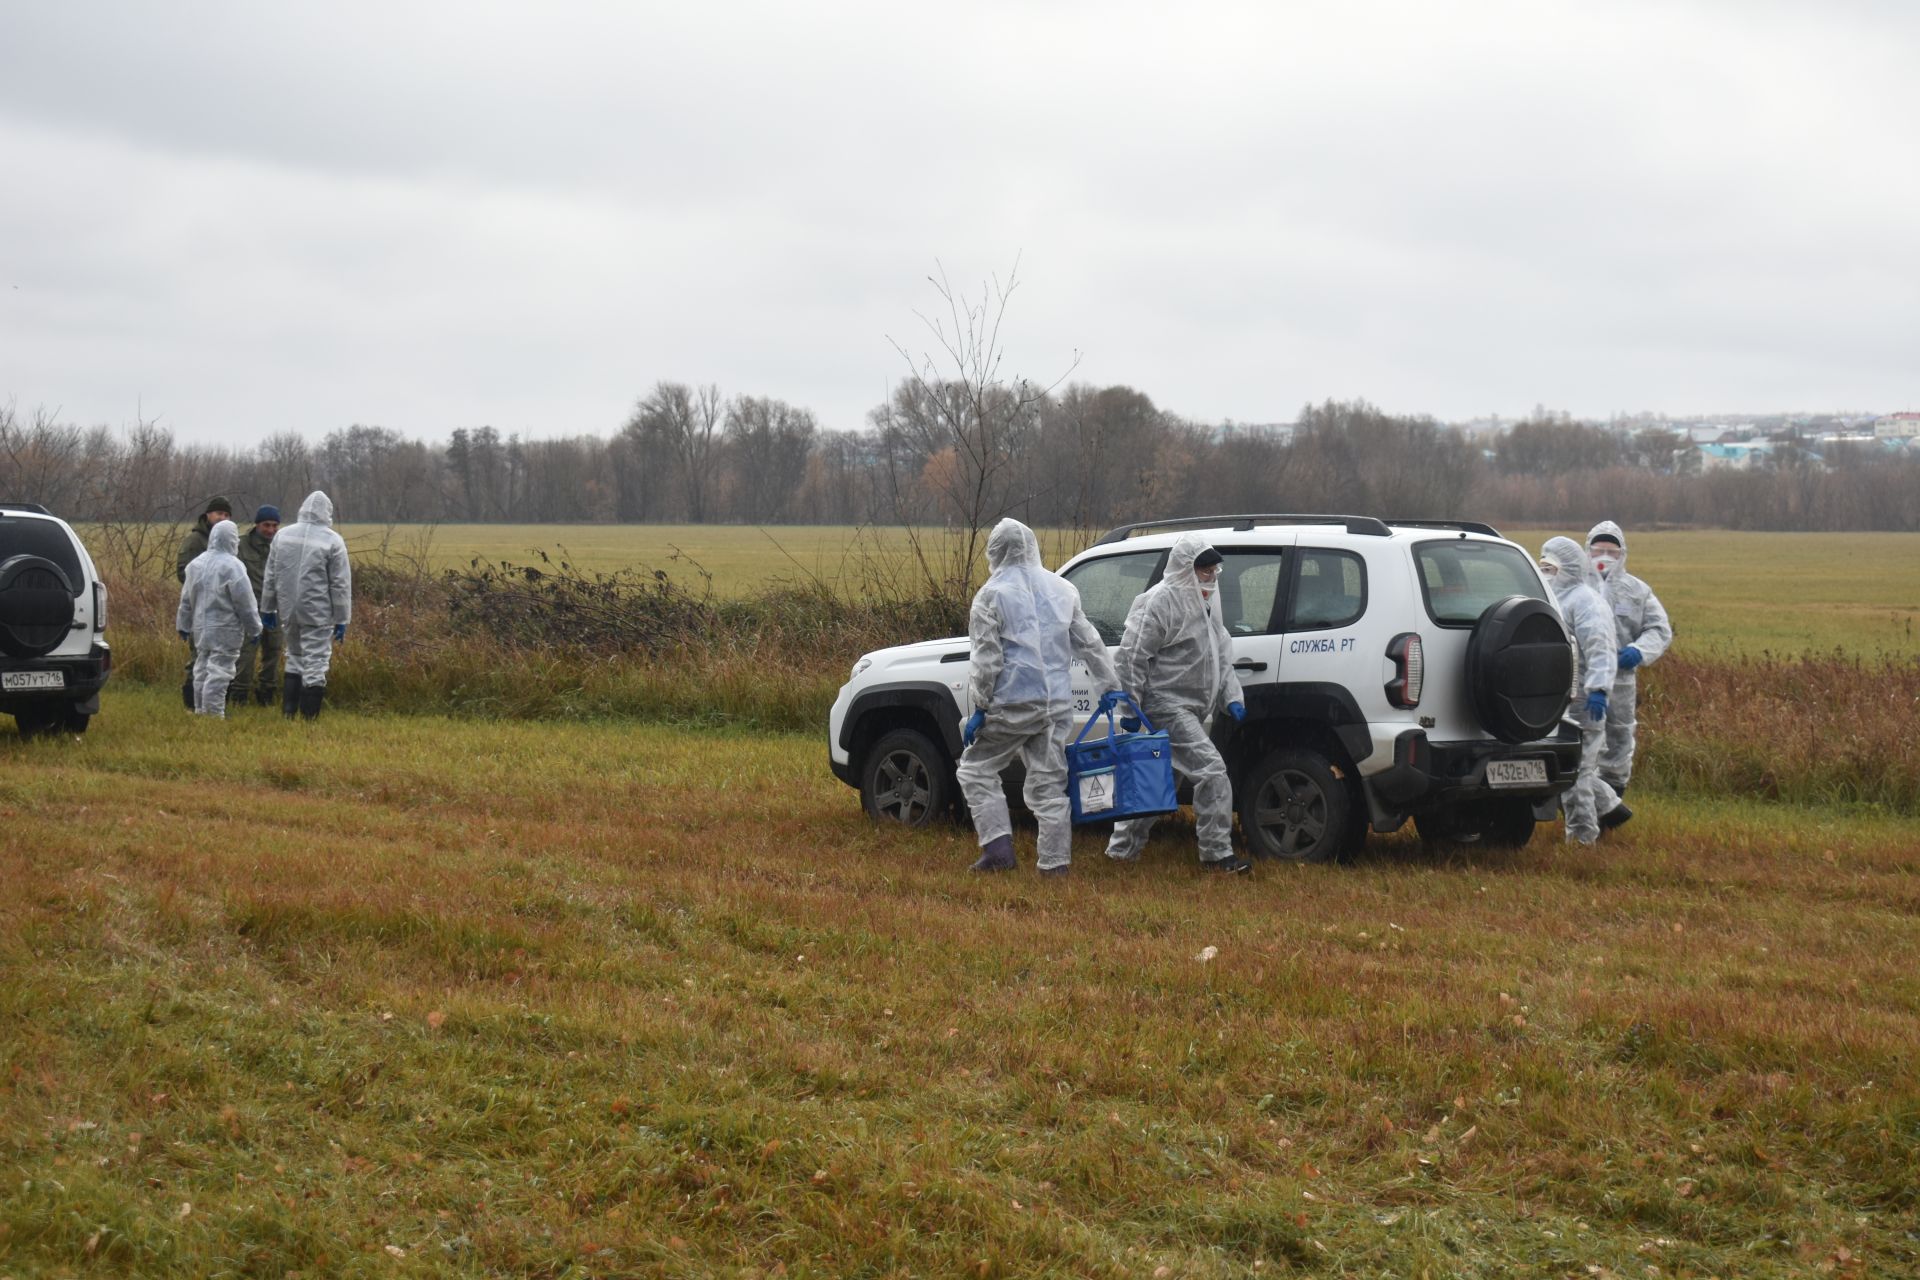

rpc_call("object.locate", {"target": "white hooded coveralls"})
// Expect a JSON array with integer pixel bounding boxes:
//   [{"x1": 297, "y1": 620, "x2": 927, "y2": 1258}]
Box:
[
  {"x1": 175, "y1": 520, "x2": 263, "y2": 718},
  {"x1": 1586, "y1": 520, "x2": 1673, "y2": 792},
  {"x1": 261, "y1": 490, "x2": 352, "y2": 688},
  {"x1": 1542, "y1": 536, "x2": 1620, "y2": 844},
  {"x1": 954, "y1": 519, "x2": 1120, "y2": 871},
  {"x1": 1104, "y1": 532, "x2": 1245, "y2": 864}
]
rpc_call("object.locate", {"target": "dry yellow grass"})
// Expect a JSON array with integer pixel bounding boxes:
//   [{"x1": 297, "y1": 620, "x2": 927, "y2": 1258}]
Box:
[{"x1": 3, "y1": 685, "x2": 1915, "y2": 1276}]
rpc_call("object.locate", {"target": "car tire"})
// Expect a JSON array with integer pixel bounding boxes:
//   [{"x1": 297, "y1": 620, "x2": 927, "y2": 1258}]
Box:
[
  {"x1": 64, "y1": 707, "x2": 91, "y2": 736},
  {"x1": 1240, "y1": 747, "x2": 1352, "y2": 863},
  {"x1": 861, "y1": 728, "x2": 951, "y2": 828},
  {"x1": 1414, "y1": 798, "x2": 1537, "y2": 849},
  {"x1": 0, "y1": 554, "x2": 76, "y2": 659},
  {"x1": 1466, "y1": 595, "x2": 1574, "y2": 744},
  {"x1": 13, "y1": 704, "x2": 61, "y2": 740}
]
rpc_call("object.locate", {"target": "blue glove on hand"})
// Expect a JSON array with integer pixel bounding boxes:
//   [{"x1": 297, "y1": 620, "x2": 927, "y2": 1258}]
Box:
[
  {"x1": 1618, "y1": 645, "x2": 1642, "y2": 671},
  {"x1": 962, "y1": 708, "x2": 986, "y2": 747},
  {"x1": 1119, "y1": 716, "x2": 1141, "y2": 733},
  {"x1": 178, "y1": 630, "x2": 190, "y2": 643},
  {"x1": 1228, "y1": 701, "x2": 1246, "y2": 723},
  {"x1": 333, "y1": 622, "x2": 347, "y2": 642},
  {"x1": 261, "y1": 611, "x2": 277, "y2": 631},
  {"x1": 1585, "y1": 689, "x2": 1609, "y2": 722}
]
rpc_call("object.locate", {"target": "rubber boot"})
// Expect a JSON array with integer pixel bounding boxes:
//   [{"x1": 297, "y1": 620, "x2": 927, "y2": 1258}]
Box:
[
  {"x1": 281, "y1": 673, "x2": 303, "y2": 719},
  {"x1": 182, "y1": 676, "x2": 196, "y2": 711},
  {"x1": 298, "y1": 684, "x2": 326, "y2": 721},
  {"x1": 970, "y1": 834, "x2": 1016, "y2": 873}
]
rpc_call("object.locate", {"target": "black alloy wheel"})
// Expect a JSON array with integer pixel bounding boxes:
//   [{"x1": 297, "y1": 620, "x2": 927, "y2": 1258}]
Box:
[
  {"x1": 861, "y1": 728, "x2": 951, "y2": 828},
  {"x1": 1240, "y1": 747, "x2": 1352, "y2": 863}
]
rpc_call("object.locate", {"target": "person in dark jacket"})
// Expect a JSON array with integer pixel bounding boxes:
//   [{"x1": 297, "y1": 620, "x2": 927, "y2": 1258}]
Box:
[
  {"x1": 233, "y1": 505, "x2": 282, "y2": 707},
  {"x1": 173, "y1": 496, "x2": 233, "y2": 710}
]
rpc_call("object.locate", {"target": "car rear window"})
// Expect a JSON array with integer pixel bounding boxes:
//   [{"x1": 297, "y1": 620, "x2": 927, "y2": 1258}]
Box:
[
  {"x1": 0, "y1": 516, "x2": 85, "y2": 597},
  {"x1": 1414, "y1": 539, "x2": 1547, "y2": 625}
]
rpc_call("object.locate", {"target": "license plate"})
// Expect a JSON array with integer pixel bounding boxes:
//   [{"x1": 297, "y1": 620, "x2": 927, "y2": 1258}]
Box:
[
  {"x1": 2, "y1": 670, "x2": 65, "y2": 691},
  {"x1": 1486, "y1": 758, "x2": 1547, "y2": 788}
]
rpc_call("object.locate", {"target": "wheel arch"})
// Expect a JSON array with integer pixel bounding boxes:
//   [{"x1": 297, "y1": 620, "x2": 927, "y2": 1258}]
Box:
[{"x1": 842, "y1": 682, "x2": 962, "y2": 777}]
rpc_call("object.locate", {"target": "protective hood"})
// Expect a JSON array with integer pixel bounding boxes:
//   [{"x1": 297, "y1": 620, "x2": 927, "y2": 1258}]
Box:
[
  {"x1": 985, "y1": 518, "x2": 1042, "y2": 573},
  {"x1": 208, "y1": 519, "x2": 240, "y2": 556},
  {"x1": 1587, "y1": 519, "x2": 1629, "y2": 573},
  {"x1": 296, "y1": 490, "x2": 334, "y2": 527},
  {"x1": 1540, "y1": 536, "x2": 1596, "y2": 598},
  {"x1": 1164, "y1": 533, "x2": 1215, "y2": 610}
]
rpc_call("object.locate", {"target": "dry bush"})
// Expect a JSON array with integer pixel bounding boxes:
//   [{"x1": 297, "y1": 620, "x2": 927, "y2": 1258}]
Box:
[{"x1": 1640, "y1": 652, "x2": 1920, "y2": 813}]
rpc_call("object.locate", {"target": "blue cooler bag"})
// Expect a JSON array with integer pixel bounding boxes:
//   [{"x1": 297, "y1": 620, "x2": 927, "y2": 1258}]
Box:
[{"x1": 1066, "y1": 693, "x2": 1178, "y2": 824}]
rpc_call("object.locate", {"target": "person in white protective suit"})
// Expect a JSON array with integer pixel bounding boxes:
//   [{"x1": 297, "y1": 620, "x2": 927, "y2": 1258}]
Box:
[
  {"x1": 1539, "y1": 536, "x2": 1623, "y2": 844},
  {"x1": 260, "y1": 490, "x2": 352, "y2": 721},
  {"x1": 1585, "y1": 521, "x2": 1673, "y2": 808},
  {"x1": 956, "y1": 518, "x2": 1122, "y2": 876},
  {"x1": 1104, "y1": 533, "x2": 1252, "y2": 873},
  {"x1": 174, "y1": 520, "x2": 263, "y2": 719}
]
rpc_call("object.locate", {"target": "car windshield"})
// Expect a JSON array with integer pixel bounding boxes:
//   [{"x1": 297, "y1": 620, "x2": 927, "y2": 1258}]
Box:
[
  {"x1": 0, "y1": 516, "x2": 85, "y2": 597},
  {"x1": 1414, "y1": 539, "x2": 1547, "y2": 625}
]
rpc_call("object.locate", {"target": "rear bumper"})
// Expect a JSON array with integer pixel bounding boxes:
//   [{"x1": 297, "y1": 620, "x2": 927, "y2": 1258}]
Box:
[
  {"x1": 0, "y1": 642, "x2": 111, "y2": 706},
  {"x1": 1364, "y1": 725, "x2": 1579, "y2": 813}
]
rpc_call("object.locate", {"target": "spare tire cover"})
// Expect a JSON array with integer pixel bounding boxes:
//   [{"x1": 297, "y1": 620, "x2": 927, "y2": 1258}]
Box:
[
  {"x1": 1465, "y1": 594, "x2": 1572, "y2": 744},
  {"x1": 0, "y1": 554, "x2": 76, "y2": 658}
]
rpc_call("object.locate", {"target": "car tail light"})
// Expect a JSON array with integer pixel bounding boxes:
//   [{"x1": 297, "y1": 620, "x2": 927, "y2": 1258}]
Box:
[
  {"x1": 93, "y1": 581, "x2": 107, "y2": 632},
  {"x1": 1385, "y1": 632, "x2": 1423, "y2": 708}
]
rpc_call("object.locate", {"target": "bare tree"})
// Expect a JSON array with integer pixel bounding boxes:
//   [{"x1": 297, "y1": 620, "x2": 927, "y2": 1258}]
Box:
[
  {"x1": 879, "y1": 260, "x2": 1079, "y2": 599},
  {"x1": 724, "y1": 395, "x2": 817, "y2": 522}
]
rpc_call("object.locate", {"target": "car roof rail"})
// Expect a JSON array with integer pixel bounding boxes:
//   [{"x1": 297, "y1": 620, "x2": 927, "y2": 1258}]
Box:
[
  {"x1": 1092, "y1": 513, "x2": 1392, "y2": 545},
  {"x1": 1385, "y1": 519, "x2": 1503, "y2": 538},
  {"x1": 0, "y1": 502, "x2": 52, "y2": 515}
]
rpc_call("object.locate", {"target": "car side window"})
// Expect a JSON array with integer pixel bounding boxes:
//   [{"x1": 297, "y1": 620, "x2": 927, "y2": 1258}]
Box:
[
  {"x1": 1286, "y1": 548, "x2": 1366, "y2": 630},
  {"x1": 1216, "y1": 549, "x2": 1288, "y2": 635},
  {"x1": 1062, "y1": 551, "x2": 1164, "y2": 644}
]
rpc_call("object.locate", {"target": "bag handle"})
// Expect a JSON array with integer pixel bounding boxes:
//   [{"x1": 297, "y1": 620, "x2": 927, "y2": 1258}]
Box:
[{"x1": 1073, "y1": 690, "x2": 1157, "y2": 747}]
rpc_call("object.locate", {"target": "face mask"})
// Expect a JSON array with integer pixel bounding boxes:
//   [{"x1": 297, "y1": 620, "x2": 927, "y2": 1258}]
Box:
[{"x1": 1590, "y1": 548, "x2": 1622, "y2": 578}]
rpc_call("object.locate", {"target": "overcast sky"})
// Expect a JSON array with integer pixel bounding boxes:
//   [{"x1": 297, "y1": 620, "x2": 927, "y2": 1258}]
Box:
[{"x1": 3, "y1": 0, "x2": 1916, "y2": 446}]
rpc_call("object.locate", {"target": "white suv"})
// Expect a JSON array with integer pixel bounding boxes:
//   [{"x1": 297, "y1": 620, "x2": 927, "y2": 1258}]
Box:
[
  {"x1": 828, "y1": 514, "x2": 1580, "y2": 860},
  {"x1": 0, "y1": 503, "x2": 111, "y2": 738}
]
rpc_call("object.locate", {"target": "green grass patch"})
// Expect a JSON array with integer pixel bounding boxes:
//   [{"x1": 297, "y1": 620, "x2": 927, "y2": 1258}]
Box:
[{"x1": 3, "y1": 685, "x2": 1917, "y2": 1276}]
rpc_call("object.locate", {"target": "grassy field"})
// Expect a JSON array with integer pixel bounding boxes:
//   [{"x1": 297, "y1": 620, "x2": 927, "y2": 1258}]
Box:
[
  {"x1": 315, "y1": 524, "x2": 1920, "y2": 657},
  {"x1": 3, "y1": 685, "x2": 1917, "y2": 1277}
]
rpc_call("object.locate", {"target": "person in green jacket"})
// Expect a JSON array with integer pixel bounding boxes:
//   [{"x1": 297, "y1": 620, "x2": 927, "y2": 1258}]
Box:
[
  {"x1": 174, "y1": 495, "x2": 233, "y2": 710},
  {"x1": 233, "y1": 505, "x2": 282, "y2": 707}
]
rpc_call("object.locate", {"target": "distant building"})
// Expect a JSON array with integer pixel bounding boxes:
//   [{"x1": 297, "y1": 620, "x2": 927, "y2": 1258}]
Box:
[
  {"x1": 1874, "y1": 412, "x2": 1920, "y2": 441},
  {"x1": 1698, "y1": 440, "x2": 1776, "y2": 470}
]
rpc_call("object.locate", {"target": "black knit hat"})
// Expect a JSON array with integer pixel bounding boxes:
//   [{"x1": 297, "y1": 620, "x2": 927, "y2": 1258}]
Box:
[
  {"x1": 203, "y1": 495, "x2": 234, "y2": 517},
  {"x1": 1193, "y1": 546, "x2": 1223, "y2": 569}
]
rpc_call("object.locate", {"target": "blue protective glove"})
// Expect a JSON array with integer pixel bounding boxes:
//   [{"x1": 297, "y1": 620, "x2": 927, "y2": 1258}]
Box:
[
  {"x1": 1585, "y1": 689, "x2": 1609, "y2": 722},
  {"x1": 333, "y1": 622, "x2": 347, "y2": 642},
  {"x1": 1618, "y1": 645, "x2": 1643, "y2": 671},
  {"x1": 1119, "y1": 717, "x2": 1141, "y2": 733},
  {"x1": 178, "y1": 630, "x2": 190, "y2": 643},
  {"x1": 1227, "y1": 701, "x2": 1246, "y2": 723},
  {"x1": 962, "y1": 708, "x2": 986, "y2": 747},
  {"x1": 261, "y1": 611, "x2": 277, "y2": 631}
]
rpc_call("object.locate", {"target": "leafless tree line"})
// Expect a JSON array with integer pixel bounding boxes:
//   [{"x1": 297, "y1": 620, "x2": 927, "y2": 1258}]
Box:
[{"x1": 4, "y1": 395, "x2": 1916, "y2": 539}]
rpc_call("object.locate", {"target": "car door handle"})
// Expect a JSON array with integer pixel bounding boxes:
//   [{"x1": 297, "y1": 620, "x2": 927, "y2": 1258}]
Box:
[{"x1": 1233, "y1": 660, "x2": 1267, "y2": 672}]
